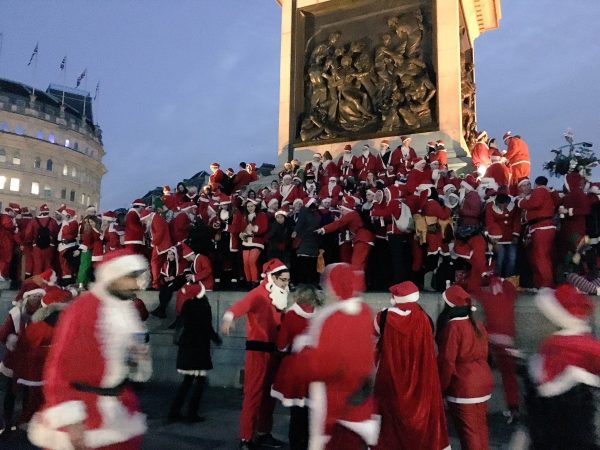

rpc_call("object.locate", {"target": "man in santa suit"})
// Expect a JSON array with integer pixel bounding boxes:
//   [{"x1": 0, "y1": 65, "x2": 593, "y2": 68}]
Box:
[
  {"x1": 517, "y1": 177, "x2": 557, "y2": 288},
  {"x1": 484, "y1": 150, "x2": 510, "y2": 187},
  {"x1": 289, "y1": 263, "x2": 380, "y2": 450},
  {"x1": 354, "y1": 144, "x2": 379, "y2": 182},
  {"x1": 209, "y1": 162, "x2": 225, "y2": 192},
  {"x1": 336, "y1": 144, "x2": 356, "y2": 180},
  {"x1": 503, "y1": 131, "x2": 530, "y2": 194},
  {"x1": 234, "y1": 162, "x2": 253, "y2": 192},
  {"x1": 373, "y1": 282, "x2": 449, "y2": 450},
  {"x1": 57, "y1": 208, "x2": 80, "y2": 286},
  {"x1": 170, "y1": 202, "x2": 195, "y2": 246},
  {"x1": 375, "y1": 140, "x2": 392, "y2": 175},
  {"x1": 28, "y1": 250, "x2": 152, "y2": 450},
  {"x1": 557, "y1": 171, "x2": 591, "y2": 265},
  {"x1": 318, "y1": 177, "x2": 342, "y2": 208},
  {"x1": 0, "y1": 203, "x2": 19, "y2": 282},
  {"x1": 140, "y1": 209, "x2": 173, "y2": 290},
  {"x1": 429, "y1": 141, "x2": 448, "y2": 169},
  {"x1": 101, "y1": 211, "x2": 124, "y2": 253},
  {"x1": 124, "y1": 199, "x2": 147, "y2": 255},
  {"x1": 303, "y1": 153, "x2": 323, "y2": 183},
  {"x1": 405, "y1": 158, "x2": 432, "y2": 194},
  {"x1": 220, "y1": 259, "x2": 290, "y2": 450},
  {"x1": 484, "y1": 194, "x2": 521, "y2": 278},
  {"x1": 526, "y1": 285, "x2": 600, "y2": 448},
  {"x1": 161, "y1": 186, "x2": 180, "y2": 211},
  {"x1": 277, "y1": 174, "x2": 305, "y2": 207},
  {"x1": 16, "y1": 207, "x2": 33, "y2": 279},
  {"x1": 317, "y1": 196, "x2": 375, "y2": 272},
  {"x1": 398, "y1": 135, "x2": 418, "y2": 172},
  {"x1": 471, "y1": 130, "x2": 492, "y2": 177}
]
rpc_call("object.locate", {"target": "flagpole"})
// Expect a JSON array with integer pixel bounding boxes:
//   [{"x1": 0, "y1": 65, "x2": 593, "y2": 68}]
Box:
[
  {"x1": 0, "y1": 33, "x2": 4, "y2": 75},
  {"x1": 82, "y1": 69, "x2": 88, "y2": 123},
  {"x1": 32, "y1": 50, "x2": 37, "y2": 98},
  {"x1": 61, "y1": 57, "x2": 66, "y2": 106}
]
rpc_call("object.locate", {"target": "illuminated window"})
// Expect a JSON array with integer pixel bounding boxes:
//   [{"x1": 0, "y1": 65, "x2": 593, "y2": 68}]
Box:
[
  {"x1": 9, "y1": 178, "x2": 20, "y2": 192},
  {"x1": 15, "y1": 125, "x2": 24, "y2": 135},
  {"x1": 36, "y1": 130, "x2": 44, "y2": 140},
  {"x1": 46, "y1": 159, "x2": 53, "y2": 171},
  {"x1": 87, "y1": 195, "x2": 91, "y2": 206},
  {"x1": 12, "y1": 153, "x2": 20, "y2": 165},
  {"x1": 0, "y1": 176, "x2": 6, "y2": 189},
  {"x1": 63, "y1": 164, "x2": 68, "y2": 176},
  {"x1": 48, "y1": 133, "x2": 55, "y2": 144},
  {"x1": 71, "y1": 167, "x2": 77, "y2": 177},
  {"x1": 61, "y1": 188, "x2": 66, "y2": 199},
  {"x1": 0, "y1": 122, "x2": 7, "y2": 131},
  {"x1": 70, "y1": 190, "x2": 75, "y2": 202},
  {"x1": 34, "y1": 157, "x2": 41, "y2": 169},
  {"x1": 65, "y1": 139, "x2": 70, "y2": 148},
  {"x1": 31, "y1": 182, "x2": 40, "y2": 195},
  {"x1": 0, "y1": 149, "x2": 5, "y2": 163},
  {"x1": 80, "y1": 193, "x2": 85, "y2": 204},
  {"x1": 44, "y1": 186, "x2": 52, "y2": 198}
]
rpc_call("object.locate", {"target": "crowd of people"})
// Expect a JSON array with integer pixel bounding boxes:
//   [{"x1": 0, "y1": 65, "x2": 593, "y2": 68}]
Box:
[{"x1": 0, "y1": 130, "x2": 599, "y2": 449}]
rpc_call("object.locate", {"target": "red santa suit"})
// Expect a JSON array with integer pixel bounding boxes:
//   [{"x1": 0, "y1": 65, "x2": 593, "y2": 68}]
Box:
[
  {"x1": 517, "y1": 185, "x2": 556, "y2": 288},
  {"x1": 504, "y1": 135, "x2": 531, "y2": 192},
  {"x1": 319, "y1": 160, "x2": 339, "y2": 187},
  {"x1": 0, "y1": 208, "x2": 18, "y2": 280},
  {"x1": 277, "y1": 182, "x2": 305, "y2": 207},
  {"x1": 187, "y1": 253, "x2": 214, "y2": 291},
  {"x1": 373, "y1": 282, "x2": 449, "y2": 450},
  {"x1": 57, "y1": 212, "x2": 79, "y2": 283},
  {"x1": 437, "y1": 285, "x2": 493, "y2": 450},
  {"x1": 290, "y1": 264, "x2": 379, "y2": 449},
  {"x1": 336, "y1": 152, "x2": 356, "y2": 180},
  {"x1": 103, "y1": 221, "x2": 124, "y2": 254},
  {"x1": 484, "y1": 201, "x2": 520, "y2": 244},
  {"x1": 318, "y1": 180, "x2": 342, "y2": 207},
  {"x1": 471, "y1": 142, "x2": 491, "y2": 175},
  {"x1": 429, "y1": 147, "x2": 448, "y2": 169},
  {"x1": 354, "y1": 151, "x2": 379, "y2": 182},
  {"x1": 221, "y1": 259, "x2": 289, "y2": 443},
  {"x1": 234, "y1": 168, "x2": 253, "y2": 192},
  {"x1": 28, "y1": 251, "x2": 152, "y2": 450},
  {"x1": 17, "y1": 212, "x2": 33, "y2": 278},
  {"x1": 169, "y1": 210, "x2": 191, "y2": 246},
  {"x1": 209, "y1": 165, "x2": 225, "y2": 191},
  {"x1": 484, "y1": 160, "x2": 510, "y2": 187},
  {"x1": 142, "y1": 211, "x2": 173, "y2": 290},
  {"x1": 123, "y1": 204, "x2": 146, "y2": 254},
  {"x1": 558, "y1": 172, "x2": 591, "y2": 261}
]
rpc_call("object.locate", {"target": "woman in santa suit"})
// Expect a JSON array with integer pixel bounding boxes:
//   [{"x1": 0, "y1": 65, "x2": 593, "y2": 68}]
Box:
[
  {"x1": 237, "y1": 199, "x2": 269, "y2": 286},
  {"x1": 436, "y1": 284, "x2": 493, "y2": 450},
  {"x1": 271, "y1": 284, "x2": 320, "y2": 450}
]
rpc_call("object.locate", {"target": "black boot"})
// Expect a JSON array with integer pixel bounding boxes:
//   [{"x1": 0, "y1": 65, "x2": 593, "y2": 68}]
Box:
[
  {"x1": 168, "y1": 375, "x2": 193, "y2": 422},
  {"x1": 185, "y1": 376, "x2": 206, "y2": 422}
]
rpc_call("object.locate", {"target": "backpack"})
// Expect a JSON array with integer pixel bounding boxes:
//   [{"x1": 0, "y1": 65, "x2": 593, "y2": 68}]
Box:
[{"x1": 35, "y1": 219, "x2": 52, "y2": 249}]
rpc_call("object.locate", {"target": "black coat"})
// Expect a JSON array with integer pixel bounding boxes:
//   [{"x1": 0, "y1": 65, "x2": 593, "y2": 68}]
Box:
[{"x1": 176, "y1": 296, "x2": 221, "y2": 371}]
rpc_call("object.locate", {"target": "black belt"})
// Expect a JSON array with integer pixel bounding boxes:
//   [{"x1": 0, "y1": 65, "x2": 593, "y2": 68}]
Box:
[
  {"x1": 245, "y1": 341, "x2": 275, "y2": 353},
  {"x1": 526, "y1": 216, "x2": 553, "y2": 227},
  {"x1": 61, "y1": 239, "x2": 77, "y2": 245},
  {"x1": 72, "y1": 381, "x2": 127, "y2": 397}
]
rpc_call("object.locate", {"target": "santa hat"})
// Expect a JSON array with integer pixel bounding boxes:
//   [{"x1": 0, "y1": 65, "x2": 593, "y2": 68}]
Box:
[
  {"x1": 322, "y1": 263, "x2": 363, "y2": 302},
  {"x1": 40, "y1": 269, "x2": 58, "y2": 286},
  {"x1": 475, "y1": 130, "x2": 488, "y2": 143},
  {"x1": 400, "y1": 135, "x2": 411, "y2": 143},
  {"x1": 479, "y1": 177, "x2": 499, "y2": 192},
  {"x1": 282, "y1": 173, "x2": 292, "y2": 180},
  {"x1": 210, "y1": 162, "x2": 220, "y2": 168},
  {"x1": 163, "y1": 185, "x2": 171, "y2": 193},
  {"x1": 132, "y1": 199, "x2": 146, "y2": 207},
  {"x1": 487, "y1": 223, "x2": 503, "y2": 240},
  {"x1": 460, "y1": 174, "x2": 478, "y2": 191},
  {"x1": 41, "y1": 289, "x2": 71, "y2": 307},
  {"x1": 340, "y1": 195, "x2": 356, "y2": 212},
  {"x1": 304, "y1": 197, "x2": 317, "y2": 208},
  {"x1": 6, "y1": 203, "x2": 20, "y2": 213},
  {"x1": 535, "y1": 285, "x2": 593, "y2": 332},
  {"x1": 380, "y1": 139, "x2": 390, "y2": 148},
  {"x1": 275, "y1": 209, "x2": 288, "y2": 217},
  {"x1": 102, "y1": 211, "x2": 117, "y2": 221},
  {"x1": 178, "y1": 202, "x2": 196, "y2": 212},
  {"x1": 453, "y1": 241, "x2": 473, "y2": 260},
  {"x1": 426, "y1": 141, "x2": 437, "y2": 151},
  {"x1": 389, "y1": 281, "x2": 419, "y2": 304},
  {"x1": 38, "y1": 204, "x2": 50, "y2": 216},
  {"x1": 245, "y1": 198, "x2": 260, "y2": 206},
  {"x1": 415, "y1": 183, "x2": 435, "y2": 196},
  {"x1": 292, "y1": 198, "x2": 304, "y2": 208},
  {"x1": 436, "y1": 141, "x2": 446, "y2": 150},
  {"x1": 22, "y1": 288, "x2": 46, "y2": 301},
  {"x1": 180, "y1": 243, "x2": 195, "y2": 258},
  {"x1": 21, "y1": 207, "x2": 31, "y2": 217},
  {"x1": 517, "y1": 177, "x2": 531, "y2": 188},
  {"x1": 313, "y1": 153, "x2": 322, "y2": 159},
  {"x1": 443, "y1": 184, "x2": 457, "y2": 195},
  {"x1": 262, "y1": 259, "x2": 288, "y2": 278},
  {"x1": 95, "y1": 249, "x2": 148, "y2": 288},
  {"x1": 343, "y1": 144, "x2": 352, "y2": 151},
  {"x1": 62, "y1": 208, "x2": 76, "y2": 217},
  {"x1": 443, "y1": 284, "x2": 471, "y2": 307},
  {"x1": 564, "y1": 171, "x2": 583, "y2": 192},
  {"x1": 176, "y1": 283, "x2": 207, "y2": 316},
  {"x1": 502, "y1": 131, "x2": 513, "y2": 143}
]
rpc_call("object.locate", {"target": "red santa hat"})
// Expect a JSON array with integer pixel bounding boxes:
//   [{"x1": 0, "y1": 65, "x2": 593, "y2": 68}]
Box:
[
  {"x1": 389, "y1": 281, "x2": 419, "y2": 304},
  {"x1": 178, "y1": 202, "x2": 196, "y2": 212},
  {"x1": 343, "y1": 144, "x2": 352, "y2": 152},
  {"x1": 22, "y1": 288, "x2": 46, "y2": 302},
  {"x1": 380, "y1": 139, "x2": 390, "y2": 148},
  {"x1": 95, "y1": 249, "x2": 149, "y2": 288},
  {"x1": 275, "y1": 209, "x2": 288, "y2": 217},
  {"x1": 6, "y1": 203, "x2": 21, "y2": 214},
  {"x1": 176, "y1": 282, "x2": 207, "y2": 316},
  {"x1": 303, "y1": 197, "x2": 317, "y2": 208},
  {"x1": 460, "y1": 174, "x2": 478, "y2": 191},
  {"x1": 426, "y1": 141, "x2": 437, "y2": 151},
  {"x1": 436, "y1": 141, "x2": 446, "y2": 150},
  {"x1": 20, "y1": 207, "x2": 31, "y2": 216},
  {"x1": 132, "y1": 199, "x2": 146, "y2": 207},
  {"x1": 400, "y1": 135, "x2": 411, "y2": 143},
  {"x1": 340, "y1": 195, "x2": 356, "y2": 212},
  {"x1": 413, "y1": 158, "x2": 426, "y2": 169},
  {"x1": 40, "y1": 269, "x2": 58, "y2": 286},
  {"x1": 101, "y1": 211, "x2": 117, "y2": 221},
  {"x1": 163, "y1": 185, "x2": 171, "y2": 193},
  {"x1": 262, "y1": 259, "x2": 288, "y2": 278},
  {"x1": 517, "y1": 177, "x2": 531, "y2": 188},
  {"x1": 443, "y1": 284, "x2": 471, "y2": 307},
  {"x1": 245, "y1": 198, "x2": 260, "y2": 206},
  {"x1": 322, "y1": 263, "x2": 363, "y2": 302},
  {"x1": 210, "y1": 162, "x2": 220, "y2": 168},
  {"x1": 443, "y1": 184, "x2": 457, "y2": 195},
  {"x1": 502, "y1": 131, "x2": 513, "y2": 143},
  {"x1": 486, "y1": 223, "x2": 503, "y2": 240},
  {"x1": 180, "y1": 243, "x2": 195, "y2": 258},
  {"x1": 535, "y1": 285, "x2": 593, "y2": 332},
  {"x1": 62, "y1": 208, "x2": 76, "y2": 218},
  {"x1": 305, "y1": 168, "x2": 316, "y2": 180},
  {"x1": 475, "y1": 130, "x2": 488, "y2": 143},
  {"x1": 41, "y1": 288, "x2": 71, "y2": 307}
]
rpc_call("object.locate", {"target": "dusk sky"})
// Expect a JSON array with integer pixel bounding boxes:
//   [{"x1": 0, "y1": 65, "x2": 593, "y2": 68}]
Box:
[{"x1": 1, "y1": 1, "x2": 598, "y2": 209}]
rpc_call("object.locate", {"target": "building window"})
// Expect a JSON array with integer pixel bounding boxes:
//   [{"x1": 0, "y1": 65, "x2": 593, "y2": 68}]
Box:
[
  {"x1": 9, "y1": 178, "x2": 20, "y2": 192},
  {"x1": 63, "y1": 164, "x2": 68, "y2": 176},
  {"x1": 74, "y1": 142, "x2": 79, "y2": 151},
  {"x1": 71, "y1": 167, "x2": 77, "y2": 178},
  {"x1": 70, "y1": 190, "x2": 75, "y2": 202},
  {"x1": 65, "y1": 139, "x2": 70, "y2": 148},
  {"x1": 80, "y1": 193, "x2": 85, "y2": 204},
  {"x1": 87, "y1": 195, "x2": 91, "y2": 206},
  {"x1": 0, "y1": 122, "x2": 7, "y2": 132},
  {"x1": 31, "y1": 182, "x2": 40, "y2": 195},
  {"x1": 0, "y1": 149, "x2": 5, "y2": 163},
  {"x1": 36, "y1": 130, "x2": 44, "y2": 140},
  {"x1": 44, "y1": 185, "x2": 52, "y2": 198},
  {"x1": 0, "y1": 176, "x2": 6, "y2": 189},
  {"x1": 12, "y1": 153, "x2": 21, "y2": 165},
  {"x1": 46, "y1": 159, "x2": 53, "y2": 171},
  {"x1": 61, "y1": 188, "x2": 66, "y2": 199},
  {"x1": 48, "y1": 133, "x2": 55, "y2": 144},
  {"x1": 15, "y1": 125, "x2": 24, "y2": 135},
  {"x1": 34, "y1": 157, "x2": 41, "y2": 169}
]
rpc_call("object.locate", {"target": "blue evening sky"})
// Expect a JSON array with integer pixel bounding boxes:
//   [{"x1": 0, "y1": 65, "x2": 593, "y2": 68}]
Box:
[{"x1": 1, "y1": 1, "x2": 598, "y2": 209}]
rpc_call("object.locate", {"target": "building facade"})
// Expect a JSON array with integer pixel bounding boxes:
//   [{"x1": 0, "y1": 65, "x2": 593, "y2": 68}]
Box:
[{"x1": 0, "y1": 79, "x2": 105, "y2": 215}]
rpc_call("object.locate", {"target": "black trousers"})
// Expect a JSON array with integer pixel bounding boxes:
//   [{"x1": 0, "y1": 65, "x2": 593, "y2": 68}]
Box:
[
  {"x1": 289, "y1": 406, "x2": 309, "y2": 450},
  {"x1": 389, "y1": 234, "x2": 412, "y2": 285},
  {"x1": 294, "y1": 256, "x2": 318, "y2": 285},
  {"x1": 156, "y1": 275, "x2": 187, "y2": 313},
  {"x1": 169, "y1": 375, "x2": 206, "y2": 418}
]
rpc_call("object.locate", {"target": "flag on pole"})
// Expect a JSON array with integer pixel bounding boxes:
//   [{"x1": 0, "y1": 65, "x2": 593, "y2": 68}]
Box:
[
  {"x1": 94, "y1": 81, "x2": 100, "y2": 100},
  {"x1": 27, "y1": 42, "x2": 38, "y2": 66},
  {"x1": 76, "y1": 68, "x2": 87, "y2": 87},
  {"x1": 59, "y1": 56, "x2": 67, "y2": 70}
]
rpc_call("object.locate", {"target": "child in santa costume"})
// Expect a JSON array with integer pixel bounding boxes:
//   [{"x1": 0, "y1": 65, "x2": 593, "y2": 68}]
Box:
[
  {"x1": 220, "y1": 259, "x2": 290, "y2": 450},
  {"x1": 28, "y1": 249, "x2": 152, "y2": 450},
  {"x1": 290, "y1": 263, "x2": 380, "y2": 450},
  {"x1": 524, "y1": 285, "x2": 600, "y2": 449},
  {"x1": 373, "y1": 281, "x2": 449, "y2": 450},
  {"x1": 436, "y1": 284, "x2": 493, "y2": 450},
  {"x1": 271, "y1": 284, "x2": 320, "y2": 450}
]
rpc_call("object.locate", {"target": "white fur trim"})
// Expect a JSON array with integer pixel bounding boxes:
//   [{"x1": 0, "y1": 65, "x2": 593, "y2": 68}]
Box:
[
  {"x1": 290, "y1": 302, "x2": 315, "y2": 319},
  {"x1": 446, "y1": 394, "x2": 491, "y2": 404},
  {"x1": 535, "y1": 288, "x2": 590, "y2": 332},
  {"x1": 123, "y1": 239, "x2": 144, "y2": 245},
  {"x1": 308, "y1": 381, "x2": 329, "y2": 450},
  {"x1": 41, "y1": 400, "x2": 87, "y2": 429},
  {"x1": 538, "y1": 365, "x2": 600, "y2": 397},
  {"x1": 0, "y1": 362, "x2": 13, "y2": 377},
  {"x1": 338, "y1": 415, "x2": 381, "y2": 446},
  {"x1": 95, "y1": 254, "x2": 148, "y2": 288},
  {"x1": 195, "y1": 282, "x2": 206, "y2": 299},
  {"x1": 23, "y1": 288, "x2": 46, "y2": 299},
  {"x1": 442, "y1": 291, "x2": 455, "y2": 307},
  {"x1": 223, "y1": 311, "x2": 235, "y2": 323},
  {"x1": 17, "y1": 378, "x2": 44, "y2": 386},
  {"x1": 270, "y1": 387, "x2": 308, "y2": 408},
  {"x1": 267, "y1": 265, "x2": 288, "y2": 275},
  {"x1": 488, "y1": 333, "x2": 515, "y2": 347},
  {"x1": 387, "y1": 307, "x2": 412, "y2": 317},
  {"x1": 390, "y1": 291, "x2": 419, "y2": 304}
]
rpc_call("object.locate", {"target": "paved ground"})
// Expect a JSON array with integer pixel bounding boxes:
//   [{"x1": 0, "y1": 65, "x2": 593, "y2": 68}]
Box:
[{"x1": 0, "y1": 381, "x2": 517, "y2": 450}]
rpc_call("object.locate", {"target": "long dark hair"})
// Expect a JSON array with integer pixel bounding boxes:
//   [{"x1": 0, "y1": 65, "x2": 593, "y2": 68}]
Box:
[{"x1": 436, "y1": 300, "x2": 482, "y2": 340}]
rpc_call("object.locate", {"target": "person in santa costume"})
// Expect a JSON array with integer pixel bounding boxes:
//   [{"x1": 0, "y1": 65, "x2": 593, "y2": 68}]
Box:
[
  {"x1": 150, "y1": 245, "x2": 189, "y2": 319},
  {"x1": 0, "y1": 203, "x2": 19, "y2": 282},
  {"x1": 516, "y1": 176, "x2": 557, "y2": 288},
  {"x1": 471, "y1": 130, "x2": 492, "y2": 177},
  {"x1": 405, "y1": 158, "x2": 432, "y2": 194},
  {"x1": 271, "y1": 284, "x2": 320, "y2": 450},
  {"x1": 277, "y1": 174, "x2": 305, "y2": 207},
  {"x1": 430, "y1": 141, "x2": 448, "y2": 169},
  {"x1": 13, "y1": 289, "x2": 70, "y2": 425},
  {"x1": 25, "y1": 204, "x2": 58, "y2": 276},
  {"x1": 436, "y1": 284, "x2": 493, "y2": 450},
  {"x1": 101, "y1": 211, "x2": 124, "y2": 253},
  {"x1": 557, "y1": 171, "x2": 591, "y2": 265},
  {"x1": 318, "y1": 177, "x2": 342, "y2": 208},
  {"x1": 170, "y1": 202, "x2": 195, "y2": 246},
  {"x1": 319, "y1": 151, "x2": 339, "y2": 187},
  {"x1": 209, "y1": 162, "x2": 226, "y2": 192},
  {"x1": 484, "y1": 193, "x2": 521, "y2": 279},
  {"x1": 317, "y1": 196, "x2": 375, "y2": 272},
  {"x1": 524, "y1": 284, "x2": 600, "y2": 448},
  {"x1": 220, "y1": 259, "x2": 290, "y2": 450},
  {"x1": 472, "y1": 276, "x2": 520, "y2": 423},
  {"x1": 57, "y1": 208, "x2": 80, "y2": 286},
  {"x1": 336, "y1": 144, "x2": 356, "y2": 180},
  {"x1": 303, "y1": 153, "x2": 323, "y2": 184},
  {"x1": 140, "y1": 208, "x2": 173, "y2": 290},
  {"x1": 234, "y1": 162, "x2": 253, "y2": 192},
  {"x1": 398, "y1": 135, "x2": 418, "y2": 173},
  {"x1": 503, "y1": 132, "x2": 531, "y2": 194},
  {"x1": 124, "y1": 199, "x2": 147, "y2": 255},
  {"x1": 28, "y1": 249, "x2": 152, "y2": 450},
  {"x1": 373, "y1": 281, "x2": 449, "y2": 450},
  {"x1": 0, "y1": 287, "x2": 45, "y2": 433},
  {"x1": 16, "y1": 206, "x2": 34, "y2": 279},
  {"x1": 76, "y1": 213, "x2": 102, "y2": 289},
  {"x1": 289, "y1": 263, "x2": 379, "y2": 450},
  {"x1": 354, "y1": 144, "x2": 379, "y2": 183},
  {"x1": 484, "y1": 150, "x2": 510, "y2": 187},
  {"x1": 237, "y1": 199, "x2": 269, "y2": 285},
  {"x1": 210, "y1": 194, "x2": 240, "y2": 288}
]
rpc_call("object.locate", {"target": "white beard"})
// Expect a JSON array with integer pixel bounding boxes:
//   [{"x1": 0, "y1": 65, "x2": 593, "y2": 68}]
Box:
[
  {"x1": 268, "y1": 283, "x2": 289, "y2": 310},
  {"x1": 306, "y1": 183, "x2": 316, "y2": 193},
  {"x1": 343, "y1": 153, "x2": 352, "y2": 162}
]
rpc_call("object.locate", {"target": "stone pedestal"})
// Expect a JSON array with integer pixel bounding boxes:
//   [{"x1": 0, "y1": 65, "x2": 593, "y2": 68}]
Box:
[{"x1": 276, "y1": 0, "x2": 501, "y2": 170}]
